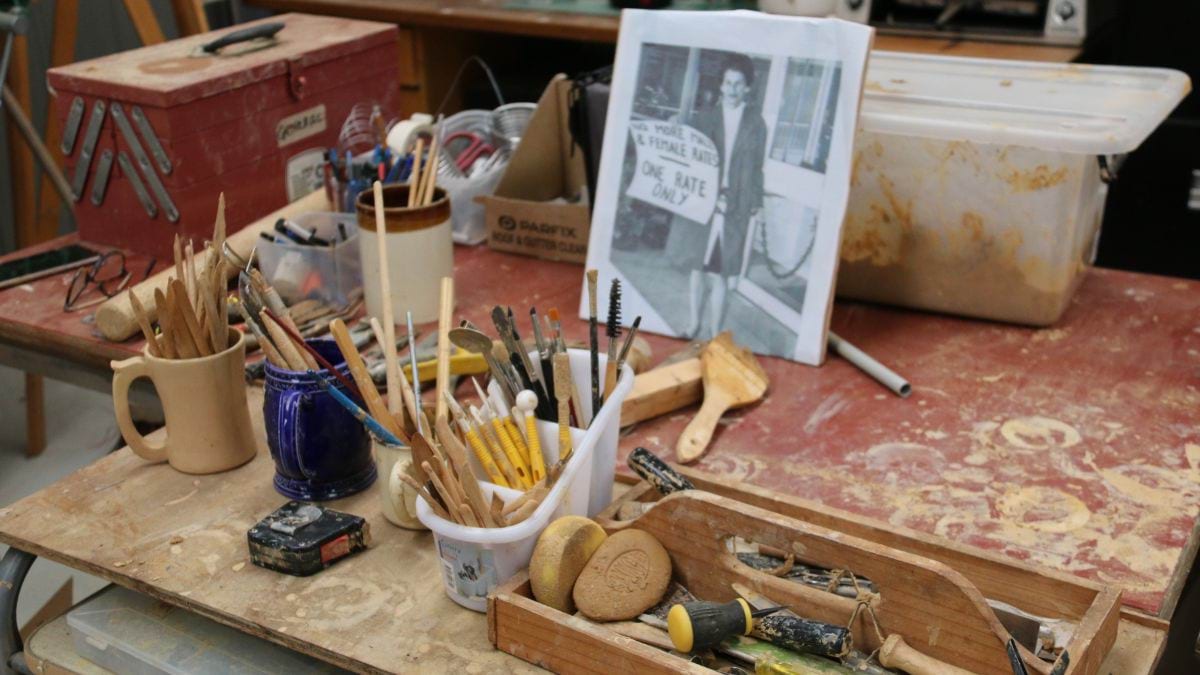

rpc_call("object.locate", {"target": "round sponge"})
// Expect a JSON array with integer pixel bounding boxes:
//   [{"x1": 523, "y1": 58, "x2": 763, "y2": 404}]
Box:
[
  {"x1": 573, "y1": 528, "x2": 671, "y2": 621},
  {"x1": 529, "y1": 516, "x2": 608, "y2": 613}
]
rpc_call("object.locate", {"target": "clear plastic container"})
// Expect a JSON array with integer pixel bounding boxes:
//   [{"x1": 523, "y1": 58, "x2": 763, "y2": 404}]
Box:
[
  {"x1": 67, "y1": 585, "x2": 346, "y2": 674},
  {"x1": 838, "y1": 53, "x2": 1190, "y2": 325},
  {"x1": 416, "y1": 348, "x2": 634, "y2": 611},
  {"x1": 257, "y1": 212, "x2": 362, "y2": 308}
]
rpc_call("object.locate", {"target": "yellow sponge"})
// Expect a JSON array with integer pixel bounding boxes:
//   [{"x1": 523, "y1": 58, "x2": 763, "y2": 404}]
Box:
[{"x1": 529, "y1": 516, "x2": 608, "y2": 613}]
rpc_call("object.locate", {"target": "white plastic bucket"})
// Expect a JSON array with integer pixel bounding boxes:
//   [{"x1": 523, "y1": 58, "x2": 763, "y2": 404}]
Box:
[{"x1": 416, "y1": 348, "x2": 634, "y2": 611}]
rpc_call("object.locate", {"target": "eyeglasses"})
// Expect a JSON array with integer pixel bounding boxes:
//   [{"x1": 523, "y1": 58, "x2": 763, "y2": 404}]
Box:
[{"x1": 63, "y1": 250, "x2": 132, "y2": 312}]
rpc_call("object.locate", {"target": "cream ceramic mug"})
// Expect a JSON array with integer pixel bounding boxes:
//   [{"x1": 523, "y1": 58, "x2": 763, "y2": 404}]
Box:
[{"x1": 111, "y1": 328, "x2": 257, "y2": 474}]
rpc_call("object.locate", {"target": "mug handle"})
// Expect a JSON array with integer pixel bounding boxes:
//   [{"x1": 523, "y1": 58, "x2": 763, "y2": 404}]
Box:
[
  {"x1": 111, "y1": 356, "x2": 168, "y2": 463},
  {"x1": 278, "y1": 388, "x2": 313, "y2": 479}
]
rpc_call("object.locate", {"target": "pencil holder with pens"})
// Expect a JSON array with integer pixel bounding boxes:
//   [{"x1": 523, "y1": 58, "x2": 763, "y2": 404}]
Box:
[
  {"x1": 416, "y1": 348, "x2": 634, "y2": 612},
  {"x1": 256, "y1": 212, "x2": 362, "y2": 308}
]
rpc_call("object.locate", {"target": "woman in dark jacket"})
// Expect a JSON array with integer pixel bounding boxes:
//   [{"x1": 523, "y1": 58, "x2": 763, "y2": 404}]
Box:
[{"x1": 685, "y1": 53, "x2": 766, "y2": 338}]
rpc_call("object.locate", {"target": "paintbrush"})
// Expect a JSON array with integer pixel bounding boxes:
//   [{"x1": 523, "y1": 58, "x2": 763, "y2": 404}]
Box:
[
  {"x1": 491, "y1": 306, "x2": 546, "y2": 416},
  {"x1": 602, "y1": 278, "x2": 622, "y2": 403},
  {"x1": 310, "y1": 371, "x2": 404, "y2": 446},
  {"x1": 530, "y1": 307, "x2": 558, "y2": 413},
  {"x1": 616, "y1": 315, "x2": 642, "y2": 376},
  {"x1": 586, "y1": 270, "x2": 600, "y2": 423}
]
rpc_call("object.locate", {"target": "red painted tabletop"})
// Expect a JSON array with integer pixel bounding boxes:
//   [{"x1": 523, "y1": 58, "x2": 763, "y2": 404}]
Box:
[{"x1": 1, "y1": 238, "x2": 1197, "y2": 617}]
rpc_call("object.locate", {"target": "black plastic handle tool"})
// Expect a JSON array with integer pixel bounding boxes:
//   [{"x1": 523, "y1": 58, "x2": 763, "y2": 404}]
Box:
[{"x1": 202, "y1": 22, "x2": 285, "y2": 54}]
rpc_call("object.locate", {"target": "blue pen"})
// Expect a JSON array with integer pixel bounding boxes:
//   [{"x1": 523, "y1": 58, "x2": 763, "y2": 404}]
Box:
[
  {"x1": 309, "y1": 371, "x2": 405, "y2": 446},
  {"x1": 384, "y1": 153, "x2": 405, "y2": 184}
]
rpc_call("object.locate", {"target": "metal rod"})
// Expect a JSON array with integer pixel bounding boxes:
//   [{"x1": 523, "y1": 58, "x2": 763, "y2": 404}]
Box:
[
  {"x1": 2, "y1": 85, "x2": 75, "y2": 205},
  {"x1": 827, "y1": 331, "x2": 911, "y2": 398}
]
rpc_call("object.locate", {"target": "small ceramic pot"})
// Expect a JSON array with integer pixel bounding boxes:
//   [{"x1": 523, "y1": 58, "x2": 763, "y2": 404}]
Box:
[
  {"x1": 355, "y1": 183, "x2": 452, "y2": 324},
  {"x1": 374, "y1": 438, "x2": 426, "y2": 530},
  {"x1": 263, "y1": 338, "x2": 375, "y2": 501}
]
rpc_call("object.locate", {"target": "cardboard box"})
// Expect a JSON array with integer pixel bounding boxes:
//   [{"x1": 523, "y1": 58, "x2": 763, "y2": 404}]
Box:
[{"x1": 481, "y1": 75, "x2": 589, "y2": 264}]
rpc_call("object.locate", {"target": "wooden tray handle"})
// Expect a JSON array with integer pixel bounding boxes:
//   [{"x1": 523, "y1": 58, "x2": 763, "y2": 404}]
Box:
[{"x1": 610, "y1": 490, "x2": 1044, "y2": 675}]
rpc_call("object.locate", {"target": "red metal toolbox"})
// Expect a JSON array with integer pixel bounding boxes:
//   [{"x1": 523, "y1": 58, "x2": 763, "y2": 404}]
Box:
[{"x1": 47, "y1": 13, "x2": 400, "y2": 259}]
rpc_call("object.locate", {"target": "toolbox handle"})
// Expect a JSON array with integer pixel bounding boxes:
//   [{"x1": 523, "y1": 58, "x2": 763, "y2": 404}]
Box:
[{"x1": 201, "y1": 22, "x2": 285, "y2": 54}]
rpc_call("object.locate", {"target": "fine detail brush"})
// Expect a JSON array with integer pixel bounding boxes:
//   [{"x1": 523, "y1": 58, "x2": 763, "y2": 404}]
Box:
[
  {"x1": 602, "y1": 278, "x2": 622, "y2": 403},
  {"x1": 586, "y1": 269, "x2": 600, "y2": 424},
  {"x1": 616, "y1": 315, "x2": 642, "y2": 376},
  {"x1": 530, "y1": 307, "x2": 559, "y2": 413}
]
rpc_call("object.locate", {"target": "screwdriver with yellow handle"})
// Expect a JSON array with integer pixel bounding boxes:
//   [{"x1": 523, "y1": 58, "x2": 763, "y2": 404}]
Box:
[
  {"x1": 667, "y1": 599, "x2": 785, "y2": 653},
  {"x1": 402, "y1": 346, "x2": 488, "y2": 383}
]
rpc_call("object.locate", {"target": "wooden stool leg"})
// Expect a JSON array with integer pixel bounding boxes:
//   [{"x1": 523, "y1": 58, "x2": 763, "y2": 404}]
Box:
[{"x1": 25, "y1": 373, "x2": 45, "y2": 457}]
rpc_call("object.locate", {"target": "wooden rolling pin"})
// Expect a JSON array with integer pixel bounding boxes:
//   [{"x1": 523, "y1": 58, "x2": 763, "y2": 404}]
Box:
[
  {"x1": 95, "y1": 189, "x2": 331, "y2": 341},
  {"x1": 879, "y1": 635, "x2": 975, "y2": 675}
]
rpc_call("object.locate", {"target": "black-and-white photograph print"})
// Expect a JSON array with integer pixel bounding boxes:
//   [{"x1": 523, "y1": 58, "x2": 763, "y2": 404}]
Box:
[{"x1": 608, "y1": 44, "x2": 843, "y2": 358}]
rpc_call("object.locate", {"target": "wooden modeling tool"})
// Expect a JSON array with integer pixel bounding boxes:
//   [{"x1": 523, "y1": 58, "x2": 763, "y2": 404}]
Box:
[
  {"x1": 419, "y1": 126, "x2": 440, "y2": 206},
  {"x1": 371, "y1": 180, "x2": 405, "y2": 427},
  {"x1": 586, "y1": 270, "x2": 600, "y2": 423},
  {"x1": 676, "y1": 331, "x2": 769, "y2": 463},
  {"x1": 261, "y1": 310, "x2": 307, "y2": 370},
  {"x1": 435, "y1": 276, "x2": 453, "y2": 424},
  {"x1": 406, "y1": 311, "x2": 423, "y2": 434},
  {"x1": 879, "y1": 634, "x2": 974, "y2": 675},
  {"x1": 517, "y1": 390, "x2": 546, "y2": 483},
  {"x1": 407, "y1": 137, "x2": 425, "y2": 208},
  {"x1": 553, "y1": 353, "x2": 574, "y2": 462},
  {"x1": 331, "y1": 318, "x2": 403, "y2": 440},
  {"x1": 265, "y1": 308, "x2": 360, "y2": 400},
  {"x1": 603, "y1": 278, "x2": 621, "y2": 403},
  {"x1": 127, "y1": 290, "x2": 161, "y2": 358}
]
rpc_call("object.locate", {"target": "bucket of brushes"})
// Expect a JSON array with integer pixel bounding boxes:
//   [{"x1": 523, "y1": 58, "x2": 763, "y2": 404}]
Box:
[{"x1": 416, "y1": 347, "x2": 635, "y2": 612}]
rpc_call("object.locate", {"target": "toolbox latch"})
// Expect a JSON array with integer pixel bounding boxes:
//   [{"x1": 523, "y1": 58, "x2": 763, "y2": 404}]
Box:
[{"x1": 286, "y1": 57, "x2": 308, "y2": 101}]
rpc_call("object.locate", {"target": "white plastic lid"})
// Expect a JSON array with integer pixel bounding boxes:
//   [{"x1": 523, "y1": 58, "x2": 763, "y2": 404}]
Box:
[{"x1": 860, "y1": 51, "x2": 1192, "y2": 154}]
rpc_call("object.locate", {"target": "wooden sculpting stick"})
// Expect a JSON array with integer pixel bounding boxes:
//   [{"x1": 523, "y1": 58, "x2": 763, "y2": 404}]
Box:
[
  {"x1": 435, "y1": 277, "x2": 454, "y2": 424},
  {"x1": 879, "y1": 635, "x2": 975, "y2": 675},
  {"x1": 620, "y1": 357, "x2": 702, "y2": 428},
  {"x1": 371, "y1": 181, "x2": 406, "y2": 428},
  {"x1": 331, "y1": 318, "x2": 402, "y2": 439},
  {"x1": 676, "y1": 332, "x2": 768, "y2": 464},
  {"x1": 553, "y1": 353, "x2": 574, "y2": 462}
]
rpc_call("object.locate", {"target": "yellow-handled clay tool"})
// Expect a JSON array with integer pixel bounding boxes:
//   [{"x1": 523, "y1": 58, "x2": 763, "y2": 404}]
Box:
[{"x1": 516, "y1": 390, "x2": 546, "y2": 482}]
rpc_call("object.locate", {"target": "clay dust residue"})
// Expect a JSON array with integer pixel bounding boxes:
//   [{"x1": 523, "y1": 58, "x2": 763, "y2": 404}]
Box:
[
  {"x1": 1002, "y1": 164, "x2": 1069, "y2": 192},
  {"x1": 802, "y1": 416, "x2": 1200, "y2": 612}
]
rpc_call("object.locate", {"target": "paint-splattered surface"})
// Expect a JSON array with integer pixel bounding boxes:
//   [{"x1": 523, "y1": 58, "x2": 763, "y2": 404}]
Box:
[
  {"x1": 1, "y1": 239, "x2": 1197, "y2": 618},
  {"x1": 617, "y1": 267, "x2": 1200, "y2": 618}
]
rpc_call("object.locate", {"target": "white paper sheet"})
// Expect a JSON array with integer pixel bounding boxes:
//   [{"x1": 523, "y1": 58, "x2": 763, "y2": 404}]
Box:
[{"x1": 582, "y1": 10, "x2": 873, "y2": 365}]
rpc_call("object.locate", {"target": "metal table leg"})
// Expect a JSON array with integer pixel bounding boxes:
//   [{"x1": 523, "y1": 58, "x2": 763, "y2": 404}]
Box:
[{"x1": 0, "y1": 549, "x2": 36, "y2": 675}]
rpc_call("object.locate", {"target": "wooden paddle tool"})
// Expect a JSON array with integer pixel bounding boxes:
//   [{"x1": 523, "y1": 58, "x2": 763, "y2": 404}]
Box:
[{"x1": 675, "y1": 331, "x2": 768, "y2": 463}]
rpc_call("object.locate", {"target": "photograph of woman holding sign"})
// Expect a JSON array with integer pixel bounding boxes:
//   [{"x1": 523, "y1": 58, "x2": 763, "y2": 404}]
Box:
[
  {"x1": 599, "y1": 29, "x2": 850, "y2": 362},
  {"x1": 685, "y1": 53, "x2": 767, "y2": 339}
]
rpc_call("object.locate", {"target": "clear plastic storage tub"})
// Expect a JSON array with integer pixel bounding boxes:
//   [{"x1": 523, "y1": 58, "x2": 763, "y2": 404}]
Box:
[
  {"x1": 257, "y1": 212, "x2": 362, "y2": 308},
  {"x1": 839, "y1": 53, "x2": 1190, "y2": 325},
  {"x1": 67, "y1": 585, "x2": 346, "y2": 674}
]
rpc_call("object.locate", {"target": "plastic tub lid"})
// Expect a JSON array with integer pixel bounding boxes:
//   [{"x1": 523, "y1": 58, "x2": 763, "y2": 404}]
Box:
[{"x1": 860, "y1": 51, "x2": 1191, "y2": 154}]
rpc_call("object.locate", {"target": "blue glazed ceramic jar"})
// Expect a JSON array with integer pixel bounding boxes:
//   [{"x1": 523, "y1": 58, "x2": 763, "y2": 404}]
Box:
[{"x1": 263, "y1": 338, "x2": 375, "y2": 501}]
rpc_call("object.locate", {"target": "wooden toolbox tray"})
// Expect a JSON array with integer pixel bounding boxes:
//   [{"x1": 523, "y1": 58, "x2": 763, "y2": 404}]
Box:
[{"x1": 488, "y1": 467, "x2": 1168, "y2": 674}]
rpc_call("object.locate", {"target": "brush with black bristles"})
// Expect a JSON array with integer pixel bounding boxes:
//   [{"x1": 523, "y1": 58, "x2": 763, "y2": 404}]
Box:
[
  {"x1": 602, "y1": 279, "x2": 622, "y2": 403},
  {"x1": 586, "y1": 270, "x2": 600, "y2": 424}
]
